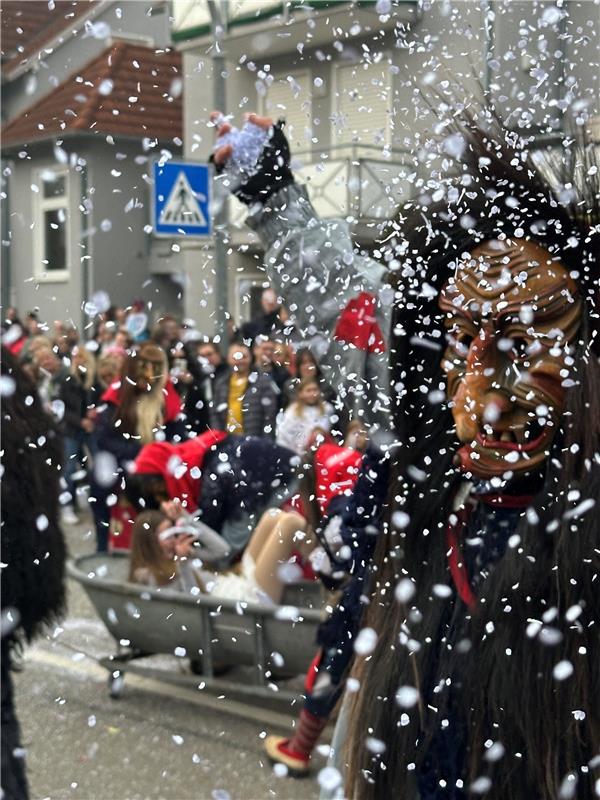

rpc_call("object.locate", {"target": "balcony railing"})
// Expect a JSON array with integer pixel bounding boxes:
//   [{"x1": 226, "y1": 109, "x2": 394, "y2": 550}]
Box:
[{"x1": 228, "y1": 143, "x2": 417, "y2": 230}]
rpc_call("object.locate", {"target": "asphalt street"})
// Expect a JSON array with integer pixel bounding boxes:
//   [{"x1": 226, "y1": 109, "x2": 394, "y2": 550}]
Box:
[{"x1": 13, "y1": 510, "x2": 328, "y2": 800}]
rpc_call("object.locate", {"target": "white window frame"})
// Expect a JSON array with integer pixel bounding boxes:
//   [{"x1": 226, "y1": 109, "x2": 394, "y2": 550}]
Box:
[
  {"x1": 331, "y1": 54, "x2": 393, "y2": 148},
  {"x1": 33, "y1": 165, "x2": 71, "y2": 283}
]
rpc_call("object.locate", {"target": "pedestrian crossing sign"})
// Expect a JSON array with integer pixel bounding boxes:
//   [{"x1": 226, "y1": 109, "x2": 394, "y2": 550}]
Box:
[{"x1": 152, "y1": 161, "x2": 212, "y2": 237}]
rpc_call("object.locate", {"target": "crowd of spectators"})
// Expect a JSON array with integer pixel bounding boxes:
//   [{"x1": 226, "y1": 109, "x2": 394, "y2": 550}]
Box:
[
  {"x1": 1, "y1": 287, "x2": 349, "y2": 538},
  {"x1": 2, "y1": 290, "x2": 371, "y2": 778}
]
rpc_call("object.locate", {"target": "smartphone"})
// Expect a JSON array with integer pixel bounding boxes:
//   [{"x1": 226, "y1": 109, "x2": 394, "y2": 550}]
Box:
[{"x1": 170, "y1": 358, "x2": 188, "y2": 379}]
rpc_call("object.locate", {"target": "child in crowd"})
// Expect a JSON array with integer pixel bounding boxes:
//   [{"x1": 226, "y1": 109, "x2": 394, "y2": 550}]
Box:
[{"x1": 276, "y1": 377, "x2": 334, "y2": 455}]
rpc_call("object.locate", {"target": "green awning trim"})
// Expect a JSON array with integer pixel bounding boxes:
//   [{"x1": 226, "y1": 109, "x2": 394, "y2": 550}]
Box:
[{"x1": 172, "y1": 1, "x2": 415, "y2": 43}]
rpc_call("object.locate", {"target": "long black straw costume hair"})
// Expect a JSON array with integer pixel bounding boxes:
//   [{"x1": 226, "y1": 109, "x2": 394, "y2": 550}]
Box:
[
  {"x1": 1, "y1": 348, "x2": 66, "y2": 647},
  {"x1": 344, "y1": 104, "x2": 600, "y2": 799}
]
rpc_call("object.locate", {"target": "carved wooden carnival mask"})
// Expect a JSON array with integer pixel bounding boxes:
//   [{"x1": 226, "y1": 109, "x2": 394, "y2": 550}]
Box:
[
  {"x1": 131, "y1": 346, "x2": 167, "y2": 392},
  {"x1": 439, "y1": 239, "x2": 582, "y2": 479}
]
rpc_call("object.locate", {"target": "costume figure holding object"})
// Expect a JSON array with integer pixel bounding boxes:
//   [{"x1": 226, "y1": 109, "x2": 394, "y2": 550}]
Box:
[
  {"x1": 211, "y1": 106, "x2": 600, "y2": 797},
  {"x1": 264, "y1": 441, "x2": 390, "y2": 776},
  {"x1": 212, "y1": 112, "x2": 392, "y2": 431}
]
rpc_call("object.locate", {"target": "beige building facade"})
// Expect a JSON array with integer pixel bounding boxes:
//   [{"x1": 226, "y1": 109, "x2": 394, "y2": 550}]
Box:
[{"x1": 172, "y1": 0, "x2": 598, "y2": 334}]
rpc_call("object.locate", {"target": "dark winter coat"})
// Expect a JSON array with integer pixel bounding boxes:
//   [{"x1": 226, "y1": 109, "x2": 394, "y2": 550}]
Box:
[
  {"x1": 95, "y1": 401, "x2": 187, "y2": 469},
  {"x1": 1, "y1": 349, "x2": 66, "y2": 642},
  {"x1": 48, "y1": 367, "x2": 86, "y2": 438},
  {"x1": 210, "y1": 368, "x2": 278, "y2": 438},
  {"x1": 239, "y1": 309, "x2": 285, "y2": 345},
  {"x1": 316, "y1": 445, "x2": 390, "y2": 652},
  {"x1": 258, "y1": 364, "x2": 290, "y2": 409},
  {"x1": 183, "y1": 361, "x2": 228, "y2": 434},
  {"x1": 196, "y1": 434, "x2": 298, "y2": 550}
]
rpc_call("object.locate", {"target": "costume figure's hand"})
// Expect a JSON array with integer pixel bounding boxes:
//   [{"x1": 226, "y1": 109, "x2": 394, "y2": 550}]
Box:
[{"x1": 210, "y1": 111, "x2": 294, "y2": 205}]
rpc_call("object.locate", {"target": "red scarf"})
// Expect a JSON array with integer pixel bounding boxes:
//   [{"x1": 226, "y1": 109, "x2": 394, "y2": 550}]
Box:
[
  {"x1": 132, "y1": 430, "x2": 228, "y2": 511},
  {"x1": 101, "y1": 379, "x2": 182, "y2": 423},
  {"x1": 445, "y1": 491, "x2": 533, "y2": 609}
]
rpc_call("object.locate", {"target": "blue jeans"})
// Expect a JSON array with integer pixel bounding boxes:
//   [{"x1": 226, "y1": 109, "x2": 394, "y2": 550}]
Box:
[{"x1": 63, "y1": 430, "x2": 97, "y2": 506}]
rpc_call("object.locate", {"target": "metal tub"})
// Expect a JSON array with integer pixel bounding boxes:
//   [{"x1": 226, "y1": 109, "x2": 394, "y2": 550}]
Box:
[{"x1": 67, "y1": 553, "x2": 325, "y2": 701}]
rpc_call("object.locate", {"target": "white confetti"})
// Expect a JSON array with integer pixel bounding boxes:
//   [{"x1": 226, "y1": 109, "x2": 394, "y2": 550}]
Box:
[
  {"x1": 395, "y1": 685, "x2": 419, "y2": 708},
  {"x1": 553, "y1": 660, "x2": 574, "y2": 681},
  {"x1": 395, "y1": 578, "x2": 416, "y2": 604},
  {"x1": 36, "y1": 515, "x2": 49, "y2": 531},
  {"x1": 317, "y1": 767, "x2": 342, "y2": 792},
  {"x1": 354, "y1": 627, "x2": 377, "y2": 656}
]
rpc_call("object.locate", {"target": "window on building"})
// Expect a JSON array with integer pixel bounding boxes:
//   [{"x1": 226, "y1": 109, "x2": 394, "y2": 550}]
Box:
[
  {"x1": 332, "y1": 59, "x2": 392, "y2": 148},
  {"x1": 261, "y1": 71, "x2": 312, "y2": 151},
  {"x1": 35, "y1": 168, "x2": 70, "y2": 278}
]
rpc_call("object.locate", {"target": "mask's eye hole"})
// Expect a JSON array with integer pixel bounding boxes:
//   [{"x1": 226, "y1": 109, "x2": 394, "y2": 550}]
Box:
[
  {"x1": 511, "y1": 337, "x2": 530, "y2": 359},
  {"x1": 449, "y1": 331, "x2": 474, "y2": 355},
  {"x1": 457, "y1": 332, "x2": 474, "y2": 349}
]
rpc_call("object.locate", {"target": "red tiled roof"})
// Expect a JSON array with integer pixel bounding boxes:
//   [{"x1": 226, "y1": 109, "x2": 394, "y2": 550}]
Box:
[
  {"x1": 1, "y1": 42, "x2": 182, "y2": 146},
  {"x1": 1, "y1": 0, "x2": 97, "y2": 77}
]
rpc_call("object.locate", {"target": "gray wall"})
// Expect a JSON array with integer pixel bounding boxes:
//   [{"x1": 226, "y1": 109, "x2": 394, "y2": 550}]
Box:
[
  {"x1": 82, "y1": 137, "x2": 184, "y2": 318},
  {"x1": 181, "y1": 1, "x2": 598, "y2": 154},
  {"x1": 4, "y1": 141, "x2": 84, "y2": 327},
  {"x1": 3, "y1": 136, "x2": 185, "y2": 327}
]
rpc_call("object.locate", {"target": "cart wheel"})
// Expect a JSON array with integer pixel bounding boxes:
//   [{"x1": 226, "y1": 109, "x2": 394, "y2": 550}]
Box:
[{"x1": 108, "y1": 670, "x2": 125, "y2": 699}]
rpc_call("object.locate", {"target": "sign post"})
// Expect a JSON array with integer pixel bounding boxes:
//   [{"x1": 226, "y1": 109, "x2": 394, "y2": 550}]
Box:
[{"x1": 152, "y1": 161, "x2": 211, "y2": 237}]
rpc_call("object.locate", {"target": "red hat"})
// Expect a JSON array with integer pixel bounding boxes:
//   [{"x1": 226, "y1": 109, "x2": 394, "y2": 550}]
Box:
[{"x1": 132, "y1": 430, "x2": 227, "y2": 511}]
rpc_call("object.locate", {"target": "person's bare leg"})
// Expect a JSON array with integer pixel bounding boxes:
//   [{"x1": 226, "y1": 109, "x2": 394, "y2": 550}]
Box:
[
  {"x1": 254, "y1": 511, "x2": 308, "y2": 603},
  {"x1": 245, "y1": 508, "x2": 284, "y2": 563}
]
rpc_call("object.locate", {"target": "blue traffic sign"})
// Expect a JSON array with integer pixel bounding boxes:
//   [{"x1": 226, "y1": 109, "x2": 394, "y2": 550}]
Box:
[{"x1": 152, "y1": 161, "x2": 211, "y2": 237}]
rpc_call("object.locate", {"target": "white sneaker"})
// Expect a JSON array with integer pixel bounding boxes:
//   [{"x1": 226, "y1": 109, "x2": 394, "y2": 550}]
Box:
[{"x1": 61, "y1": 506, "x2": 79, "y2": 525}]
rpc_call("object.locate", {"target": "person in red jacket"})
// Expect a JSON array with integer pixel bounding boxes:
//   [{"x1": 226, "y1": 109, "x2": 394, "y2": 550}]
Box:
[{"x1": 90, "y1": 343, "x2": 185, "y2": 551}]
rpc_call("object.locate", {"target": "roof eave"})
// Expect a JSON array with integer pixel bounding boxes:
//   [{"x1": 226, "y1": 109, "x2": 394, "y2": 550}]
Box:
[
  {"x1": 1, "y1": 0, "x2": 112, "y2": 83},
  {"x1": 1, "y1": 128, "x2": 183, "y2": 153}
]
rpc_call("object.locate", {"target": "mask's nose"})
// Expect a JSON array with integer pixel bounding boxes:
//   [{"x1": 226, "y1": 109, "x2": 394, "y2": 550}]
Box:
[
  {"x1": 453, "y1": 327, "x2": 503, "y2": 441},
  {"x1": 139, "y1": 363, "x2": 155, "y2": 384}
]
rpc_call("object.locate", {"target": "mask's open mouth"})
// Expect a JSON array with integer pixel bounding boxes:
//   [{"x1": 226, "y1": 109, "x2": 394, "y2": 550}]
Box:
[{"x1": 477, "y1": 418, "x2": 548, "y2": 452}]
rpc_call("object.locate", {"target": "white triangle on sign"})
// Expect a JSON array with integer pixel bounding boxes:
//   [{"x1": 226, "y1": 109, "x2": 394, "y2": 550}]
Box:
[{"x1": 159, "y1": 171, "x2": 207, "y2": 227}]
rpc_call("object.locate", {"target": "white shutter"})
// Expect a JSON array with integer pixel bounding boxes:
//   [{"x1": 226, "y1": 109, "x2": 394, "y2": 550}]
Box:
[
  {"x1": 333, "y1": 60, "x2": 391, "y2": 146},
  {"x1": 262, "y1": 71, "x2": 312, "y2": 151}
]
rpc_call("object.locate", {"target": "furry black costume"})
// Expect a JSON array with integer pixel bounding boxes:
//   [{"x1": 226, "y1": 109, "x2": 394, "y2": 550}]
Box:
[
  {"x1": 211, "y1": 98, "x2": 599, "y2": 798},
  {"x1": 344, "y1": 107, "x2": 600, "y2": 799},
  {"x1": 1, "y1": 347, "x2": 67, "y2": 800}
]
